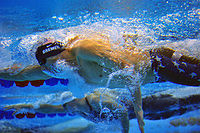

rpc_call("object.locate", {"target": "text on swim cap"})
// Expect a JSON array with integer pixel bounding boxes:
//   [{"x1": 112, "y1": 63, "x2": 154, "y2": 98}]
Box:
[{"x1": 42, "y1": 45, "x2": 61, "y2": 54}]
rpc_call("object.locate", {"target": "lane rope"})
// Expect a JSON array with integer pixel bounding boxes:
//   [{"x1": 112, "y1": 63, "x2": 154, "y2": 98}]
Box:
[
  {"x1": 0, "y1": 78, "x2": 69, "y2": 88},
  {"x1": 0, "y1": 109, "x2": 75, "y2": 120}
]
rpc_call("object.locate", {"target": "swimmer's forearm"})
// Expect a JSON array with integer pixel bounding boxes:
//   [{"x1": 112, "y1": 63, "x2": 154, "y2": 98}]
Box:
[
  {"x1": 36, "y1": 104, "x2": 66, "y2": 114},
  {"x1": 0, "y1": 69, "x2": 24, "y2": 81},
  {"x1": 5, "y1": 104, "x2": 66, "y2": 114},
  {"x1": 18, "y1": 65, "x2": 51, "y2": 81},
  {"x1": 0, "y1": 65, "x2": 51, "y2": 81}
]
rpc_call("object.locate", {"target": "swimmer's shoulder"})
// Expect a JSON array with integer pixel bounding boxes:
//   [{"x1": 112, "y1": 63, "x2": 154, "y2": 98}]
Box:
[{"x1": 71, "y1": 39, "x2": 111, "y2": 56}]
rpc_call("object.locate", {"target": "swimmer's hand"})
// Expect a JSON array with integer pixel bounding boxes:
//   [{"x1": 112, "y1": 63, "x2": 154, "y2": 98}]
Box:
[
  {"x1": 4, "y1": 104, "x2": 33, "y2": 115},
  {"x1": 0, "y1": 64, "x2": 22, "y2": 75}
]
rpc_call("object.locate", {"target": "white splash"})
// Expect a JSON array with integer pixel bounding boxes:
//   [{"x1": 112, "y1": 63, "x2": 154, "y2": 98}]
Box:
[
  {"x1": 106, "y1": 66, "x2": 135, "y2": 88},
  {"x1": 33, "y1": 91, "x2": 75, "y2": 108},
  {"x1": 41, "y1": 59, "x2": 80, "y2": 79},
  {"x1": 0, "y1": 47, "x2": 15, "y2": 70}
]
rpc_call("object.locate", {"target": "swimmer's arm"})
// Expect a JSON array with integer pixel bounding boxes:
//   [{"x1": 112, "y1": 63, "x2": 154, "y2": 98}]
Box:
[
  {"x1": 128, "y1": 86, "x2": 144, "y2": 133},
  {"x1": 34, "y1": 104, "x2": 66, "y2": 114},
  {"x1": 72, "y1": 39, "x2": 119, "y2": 69},
  {"x1": 72, "y1": 39, "x2": 150, "y2": 69},
  {"x1": 0, "y1": 65, "x2": 51, "y2": 81},
  {"x1": 104, "y1": 101, "x2": 129, "y2": 133},
  {"x1": 5, "y1": 104, "x2": 66, "y2": 114}
]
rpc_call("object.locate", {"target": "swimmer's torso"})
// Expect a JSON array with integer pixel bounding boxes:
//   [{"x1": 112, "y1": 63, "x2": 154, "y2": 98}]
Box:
[
  {"x1": 1, "y1": 28, "x2": 199, "y2": 87},
  {"x1": 69, "y1": 39, "x2": 152, "y2": 87},
  {"x1": 0, "y1": 31, "x2": 155, "y2": 86}
]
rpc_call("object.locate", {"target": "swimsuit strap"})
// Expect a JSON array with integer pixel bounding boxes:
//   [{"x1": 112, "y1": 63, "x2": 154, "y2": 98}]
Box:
[{"x1": 150, "y1": 47, "x2": 200, "y2": 86}]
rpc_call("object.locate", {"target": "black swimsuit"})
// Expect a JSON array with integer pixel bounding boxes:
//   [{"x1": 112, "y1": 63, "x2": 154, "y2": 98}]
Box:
[{"x1": 150, "y1": 47, "x2": 200, "y2": 86}]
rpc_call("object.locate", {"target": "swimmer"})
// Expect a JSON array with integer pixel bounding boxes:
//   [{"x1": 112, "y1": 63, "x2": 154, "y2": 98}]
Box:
[
  {"x1": 4, "y1": 90, "x2": 130, "y2": 133},
  {"x1": 4, "y1": 87, "x2": 200, "y2": 133},
  {"x1": 0, "y1": 35, "x2": 149, "y2": 132},
  {"x1": 0, "y1": 35, "x2": 199, "y2": 86},
  {"x1": 1, "y1": 33, "x2": 200, "y2": 133},
  {"x1": 3, "y1": 89, "x2": 143, "y2": 133}
]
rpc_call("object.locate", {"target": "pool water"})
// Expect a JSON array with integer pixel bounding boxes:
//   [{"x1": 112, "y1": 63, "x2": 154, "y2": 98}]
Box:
[{"x1": 0, "y1": 0, "x2": 200, "y2": 132}]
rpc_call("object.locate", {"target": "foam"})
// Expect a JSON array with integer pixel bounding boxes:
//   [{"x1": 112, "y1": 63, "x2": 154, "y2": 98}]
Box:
[
  {"x1": 0, "y1": 47, "x2": 14, "y2": 70},
  {"x1": 33, "y1": 91, "x2": 75, "y2": 108},
  {"x1": 165, "y1": 39, "x2": 200, "y2": 59}
]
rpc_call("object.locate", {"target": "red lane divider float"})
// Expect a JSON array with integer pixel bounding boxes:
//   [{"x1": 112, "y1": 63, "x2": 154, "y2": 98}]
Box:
[
  {"x1": 15, "y1": 113, "x2": 26, "y2": 119},
  {"x1": 15, "y1": 81, "x2": 29, "y2": 87},
  {"x1": 0, "y1": 78, "x2": 69, "y2": 88},
  {"x1": 0, "y1": 109, "x2": 74, "y2": 120},
  {"x1": 30, "y1": 80, "x2": 44, "y2": 87}
]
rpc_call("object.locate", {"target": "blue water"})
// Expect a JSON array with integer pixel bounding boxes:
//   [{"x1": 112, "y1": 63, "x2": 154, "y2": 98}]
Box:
[
  {"x1": 0, "y1": 0, "x2": 200, "y2": 132},
  {"x1": 0, "y1": 0, "x2": 199, "y2": 38}
]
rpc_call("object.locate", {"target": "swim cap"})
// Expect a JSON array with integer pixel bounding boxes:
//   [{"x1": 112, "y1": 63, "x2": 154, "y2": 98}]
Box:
[{"x1": 35, "y1": 41, "x2": 65, "y2": 65}]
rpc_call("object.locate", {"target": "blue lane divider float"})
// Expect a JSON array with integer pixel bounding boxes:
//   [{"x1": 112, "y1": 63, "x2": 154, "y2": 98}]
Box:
[
  {"x1": 0, "y1": 110, "x2": 15, "y2": 120},
  {"x1": 45, "y1": 78, "x2": 59, "y2": 86},
  {"x1": 0, "y1": 79, "x2": 14, "y2": 88},
  {"x1": 47, "y1": 113, "x2": 56, "y2": 118},
  {"x1": 0, "y1": 110, "x2": 5, "y2": 119},
  {"x1": 60, "y1": 79, "x2": 69, "y2": 86},
  {"x1": 0, "y1": 109, "x2": 74, "y2": 119},
  {"x1": 35, "y1": 112, "x2": 46, "y2": 118},
  {"x1": 0, "y1": 78, "x2": 69, "y2": 88}
]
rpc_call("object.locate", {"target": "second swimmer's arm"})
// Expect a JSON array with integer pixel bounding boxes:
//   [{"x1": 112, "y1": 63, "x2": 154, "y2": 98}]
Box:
[
  {"x1": 5, "y1": 104, "x2": 66, "y2": 114},
  {"x1": 35, "y1": 104, "x2": 66, "y2": 114}
]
